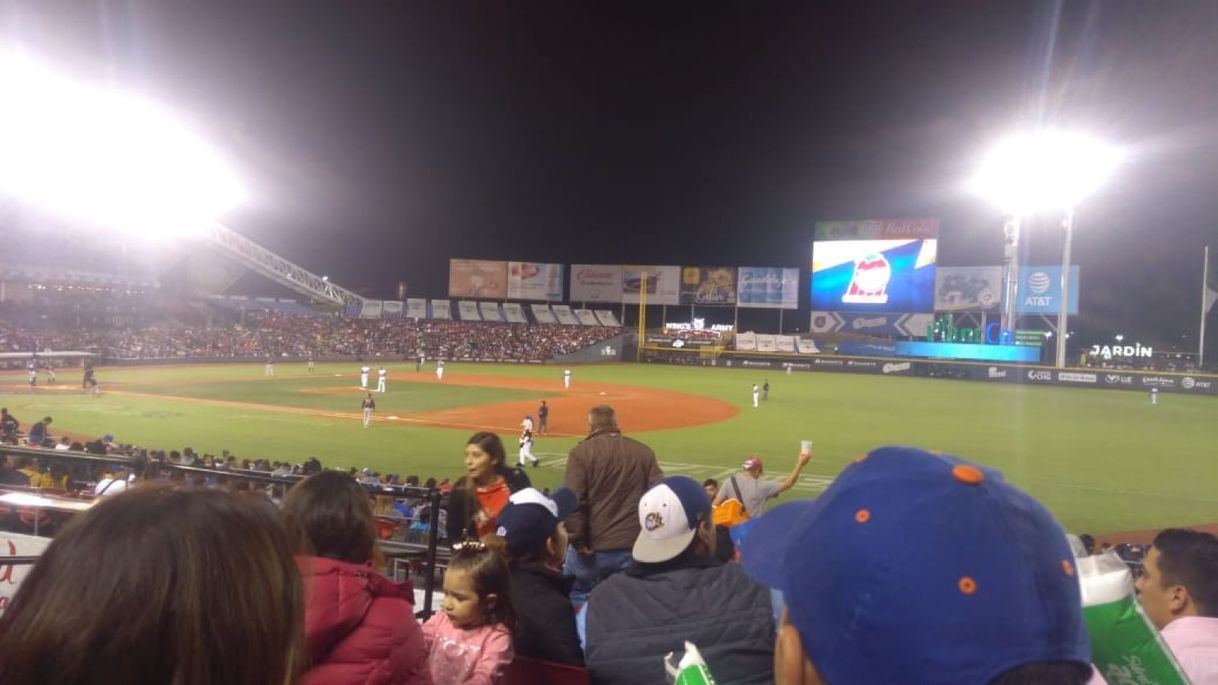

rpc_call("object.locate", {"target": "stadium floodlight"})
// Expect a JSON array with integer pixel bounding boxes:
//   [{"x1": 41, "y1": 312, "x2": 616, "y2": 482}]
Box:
[
  {"x1": 969, "y1": 129, "x2": 1122, "y2": 216},
  {"x1": 971, "y1": 129, "x2": 1121, "y2": 368},
  {"x1": 0, "y1": 51, "x2": 245, "y2": 241}
]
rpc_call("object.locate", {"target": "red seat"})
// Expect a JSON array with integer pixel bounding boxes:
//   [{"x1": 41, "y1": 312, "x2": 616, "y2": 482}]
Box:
[{"x1": 502, "y1": 656, "x2": 591, "y2": 685}]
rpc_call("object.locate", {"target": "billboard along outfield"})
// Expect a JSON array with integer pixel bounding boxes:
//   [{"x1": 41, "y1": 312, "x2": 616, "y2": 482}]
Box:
[{"x1": 3, "y1": 362, "x2": 1215, "y2": 536}]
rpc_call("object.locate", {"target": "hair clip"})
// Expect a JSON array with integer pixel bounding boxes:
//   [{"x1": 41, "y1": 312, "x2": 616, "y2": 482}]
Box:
[{"x1": 452, "y1": 539, "x2": 487, "y2": 552}]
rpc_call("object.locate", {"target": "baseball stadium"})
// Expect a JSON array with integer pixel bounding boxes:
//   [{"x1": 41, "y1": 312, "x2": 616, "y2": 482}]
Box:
[{"x1": 1, "y1": 4, "x2": 1217, "y2": 685}]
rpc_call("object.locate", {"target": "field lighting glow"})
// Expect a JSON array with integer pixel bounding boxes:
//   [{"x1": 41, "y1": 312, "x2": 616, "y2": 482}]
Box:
[
  {"x1": 0, "y1": 52, "x2": 244, "y2": 241},
  {"x1": 970, "y1": 129, "x2": 1122, "y2": 215}
]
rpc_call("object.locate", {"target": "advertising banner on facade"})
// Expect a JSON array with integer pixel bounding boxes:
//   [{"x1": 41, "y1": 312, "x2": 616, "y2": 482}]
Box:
[
  {"x1": 430, "y1": 299, "x2": 452, "y2": 320},
  {"x1": 406, "y1": 298, "x2": 428, "y2": 319},
  {"x1": 382, "y1": 301, "x2": 404, "y2": 318},
  {"x1": 622, "y1": 265, "x2": 681, "y2": 305},
  {"x1": 736, "y1": 332, "x2": 757, "y2": 351},
  {"x1": 569, "y1": 265, "x2": 623, "y2": 303},
  {"x1": 448, "y1": 259, "x2": 508, "y2": 299},
  {"x1": 809, "y1": 311, "x2": 933, "y2": 337},
  {"x1": 507, "y1": 262, "x2": 564, "y2": 301},
  {"x1": 359, "y1": 300, "x2": 383, "y2": 319},
  {"x1": 775, "y1": 335, "x2": 797, "y2": 353},
  {"x1": 679, "y1": 266, "x2": 737, "y2": 306},
  {"x1": 756, "y1": 334, "x2": 777, "y2": 352},
  {"x1": 1011, "y1": 266, "x2": 1080, "y2": 315},
  {"x1": 457, "y1": 301, "x2": 481, "y2": 321},
  {"x1": 935, "y1": 266, "x2": 1003, "y2": 312},
  {"x1": 737, "y1": 267, "x2": 800, "y2": 309}
]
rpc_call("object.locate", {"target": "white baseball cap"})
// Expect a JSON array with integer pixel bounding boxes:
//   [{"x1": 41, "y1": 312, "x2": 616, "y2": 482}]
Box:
[{"x1": 632, "y1": 476, "x2": 712, "y2": 564}]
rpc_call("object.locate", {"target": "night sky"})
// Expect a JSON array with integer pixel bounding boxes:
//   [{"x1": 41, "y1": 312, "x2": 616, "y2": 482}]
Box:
[{"x1": 4, "y1": 2, "x2": 1218, "y2": 354}]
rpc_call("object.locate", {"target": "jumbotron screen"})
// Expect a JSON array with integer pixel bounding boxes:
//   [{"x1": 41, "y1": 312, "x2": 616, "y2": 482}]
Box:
[{"x1": 811, "y1": 239, "x2": 938, "y2": 313}]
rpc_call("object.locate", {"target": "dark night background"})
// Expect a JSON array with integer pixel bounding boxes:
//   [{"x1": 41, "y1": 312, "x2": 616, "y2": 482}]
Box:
[{"x1": 3, "y1": 2, "x2": 1217, "y2": 357}]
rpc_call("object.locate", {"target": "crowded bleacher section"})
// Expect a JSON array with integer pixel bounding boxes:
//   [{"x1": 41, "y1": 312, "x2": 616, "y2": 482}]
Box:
[{"x1": 0, "y1": 310, "x2": 620, "y2": 363}]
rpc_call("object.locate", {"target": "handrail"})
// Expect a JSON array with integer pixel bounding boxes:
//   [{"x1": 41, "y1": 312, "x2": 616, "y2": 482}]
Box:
[{"x1": 0, "y1": 444, "x2": 448, "y2": 616}]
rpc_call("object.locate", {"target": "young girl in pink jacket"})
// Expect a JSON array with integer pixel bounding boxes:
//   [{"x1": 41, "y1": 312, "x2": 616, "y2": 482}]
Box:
[{"x1": 423, "y1": 541, "x2": 515, "y2": 684}]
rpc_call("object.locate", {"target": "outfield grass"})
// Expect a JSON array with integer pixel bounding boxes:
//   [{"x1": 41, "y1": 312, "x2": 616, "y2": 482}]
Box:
[{"x1": 2, "y1": 361, "x2": 1215, "y2": 535}]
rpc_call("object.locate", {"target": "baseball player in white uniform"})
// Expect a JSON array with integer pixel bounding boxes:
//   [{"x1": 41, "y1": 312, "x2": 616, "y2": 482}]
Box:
[
  {"x1": 752, "y1": 383, "x2": 760, "y2": 408},
  {"x1": 265, "y1": 358, "x2": 274, "y2": 377},
  {"x1": 1150, "y1": 387, "x2": 1159, "y2": 405},
  {"x1": 563, "y1": 368, "x2": 572, "y2": 389},
  {"x1": 436, "y1": 360, "x2": 445, "y2": 381},
  {"x1": 360, "y1": 364, "x2": 370, "y2": 389},
  {"x1": 376, "y1": 367, "x2": 387, "y2": 393},
  {"x1": 518, "y1": 426, "x2": 538, "y2": 467}
]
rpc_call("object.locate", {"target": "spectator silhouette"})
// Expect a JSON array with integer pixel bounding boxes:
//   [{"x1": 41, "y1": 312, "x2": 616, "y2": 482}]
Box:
[
  {"x1": 283, "y1": 471, "x2": 432, "y2": 685},
  {"x1": 0, "y1": 487, "x2": 303, "y2": 685}
]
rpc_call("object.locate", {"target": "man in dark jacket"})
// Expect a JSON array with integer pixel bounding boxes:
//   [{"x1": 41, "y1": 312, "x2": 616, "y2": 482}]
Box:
[
  {"x1": 580, "y1": 476, "x2": 775, "y2": 685},
  {"x1": 494, "y1": 487, "x2": 584, "y2": 666},
  {"x1": 562, "y1": 405, "x2": 663, "y2": 604}
]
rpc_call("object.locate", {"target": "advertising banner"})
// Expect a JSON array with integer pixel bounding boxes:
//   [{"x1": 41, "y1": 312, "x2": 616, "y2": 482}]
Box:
[
  {"x1": 622, "y1": 265, "x2": 681, "y2": 305},
  {"x1": 457, "y1": 301, "x2": 480, "y2": 321},
  {"x1": 935, "y1": 266, "x2": 1004, "y2": 312},
  {"x1": 551, "y1": 305, "x2": 580, "y2": 325},
  {"x1": 593, "y1": 310, "x2": 621, "y2": 326},
  {"x1": 775, "y1": 335, "x2": 797, "y2": 353},
  {"x1": 569, "y1": 265, "x2": 623, "y2": 303},
  {"x1": 679, "y1": 266, "x2": 737, "y2": 306},
  {"x1": 502, "y1": 302, "x2": 528, "y2": 323},
  {"x1": 448, "y1": 259, "x2": 508, "y2": 299},
  {"x1": 814, "y1": 218, "x2": 939, "y2": 241},
  {"x1": 0, "y1": 532, "x2": 51, "y2": 615},
  {"x1": 530, "y1": 304, "x2": 558, "y2": 324},
  {"x1": 575, "y1": 309, "x2": 600, "y2": 326},
  {"x1": 430, "y1": 299, "x2": 452, "y2": 320},
  {"x1": 809, "y1": 311, "x2": 933, "y2": 337},
  {"x1": 796, "y1": 338, "x2": 820, "y2": 354},
  {"x1": 507, "y1": 262, "x2": 564, "y2": 301},
  {"x1": 737, "y1": 267, "x2": 800, "y2": 309},
  {"x1": 756, "y1": 334, "x2": 777, "y2": 352},
  {"x1": 1011, "y1": 266, "x2": 1080, "y2": 315},
  {"x1": 478, "y1": 302, "x2": 503, "y2": 321},
  {"x1": 382, "y1": 301, "x2": 404, "y2": 318},
  {"x1": 406, "y1": 298, "x2": 428, "y2": 319},
  {"x1": 359, "y1": 300, "x2": 384, "y2": 319},
  {"x1": 736, "y1": 332, "x2": 757, "y2": 351}
]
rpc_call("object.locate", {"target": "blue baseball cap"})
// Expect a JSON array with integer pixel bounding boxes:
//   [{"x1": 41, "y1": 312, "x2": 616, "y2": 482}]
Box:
[
  {"x1": 633, "y1": 476, "x2": 712, "y2": 563},
  {"x1": 740, "y1": 446, "x2": 1090, "y2": 685},
  {"x1": 495, "y1": 487, "x2": 576, "y2": 556}
]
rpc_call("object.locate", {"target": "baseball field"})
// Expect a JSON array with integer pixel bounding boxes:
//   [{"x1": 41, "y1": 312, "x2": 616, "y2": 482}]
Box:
[{"x1": 1, "y1": 361, "x2": 1215, "y2": 536}]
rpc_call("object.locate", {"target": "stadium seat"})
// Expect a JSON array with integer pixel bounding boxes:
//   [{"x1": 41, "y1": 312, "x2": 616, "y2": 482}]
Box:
[{"x1": 502, "y1": 656, "x2": 591, "y2": 685}]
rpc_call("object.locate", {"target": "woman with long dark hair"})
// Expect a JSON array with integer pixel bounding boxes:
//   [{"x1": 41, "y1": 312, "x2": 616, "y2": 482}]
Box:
[
  {"x1": 446, "y1": 432, "x2": 531, "y2": 541},
  {"x1": 0, "y1": 487, "x2": 303, "y2": 685},
  {"x1": 282, "y1": 470, "x2": 431, "y2": 685}
]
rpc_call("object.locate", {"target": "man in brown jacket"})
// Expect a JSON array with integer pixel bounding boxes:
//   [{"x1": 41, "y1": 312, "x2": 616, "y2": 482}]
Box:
[{"x1": 562, "y1": 404, "x2": 663, "y2": 604}]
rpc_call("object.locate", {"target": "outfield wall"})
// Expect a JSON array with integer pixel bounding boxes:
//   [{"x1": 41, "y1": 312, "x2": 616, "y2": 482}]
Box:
[{"x1": 644, "y1": 351, "x2": 1218, "y2": 397}]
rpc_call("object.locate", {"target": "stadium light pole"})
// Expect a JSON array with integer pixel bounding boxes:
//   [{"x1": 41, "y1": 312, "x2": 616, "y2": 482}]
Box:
[{"x1": 970, "y1": 129, "x2": 1121, "y2": 367}]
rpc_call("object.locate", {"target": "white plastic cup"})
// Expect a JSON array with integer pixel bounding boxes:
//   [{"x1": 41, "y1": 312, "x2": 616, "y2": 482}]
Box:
[{"x1": 800, "y1": 440, "x2": 813, "y2": 454}]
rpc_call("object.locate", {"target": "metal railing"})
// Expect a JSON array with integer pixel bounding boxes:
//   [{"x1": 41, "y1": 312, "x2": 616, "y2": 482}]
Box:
[{"x1": 0, "y1": 444, "x2": 448, "y2": 616}]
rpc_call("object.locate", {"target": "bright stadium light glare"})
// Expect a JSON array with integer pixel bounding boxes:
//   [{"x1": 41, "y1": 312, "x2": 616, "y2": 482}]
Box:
[
  {"x1": 969, "y1": 129, "x2": 1122, "y2": 215},
  {"x1": 0, "y1": 51, "x2": 245, "y2": 241}
]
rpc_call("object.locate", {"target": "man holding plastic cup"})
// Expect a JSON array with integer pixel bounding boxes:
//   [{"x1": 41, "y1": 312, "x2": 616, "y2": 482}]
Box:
[{"x1": 713, "y1": 444, "x2": 812, "y2": 519}]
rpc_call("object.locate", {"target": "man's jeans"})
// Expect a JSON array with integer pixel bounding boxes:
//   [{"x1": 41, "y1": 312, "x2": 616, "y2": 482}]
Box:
[{"x1": 564, "y1": 547, "x2": 633, "y2": 606}]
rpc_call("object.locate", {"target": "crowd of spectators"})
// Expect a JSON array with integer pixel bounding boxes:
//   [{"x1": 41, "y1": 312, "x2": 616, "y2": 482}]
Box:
[
  {"x1": 1, "y1": 406, "x2": 1216, "y2": 685},
  {"x1": 0, "y1": 312, "x2": 621, "y2": 363}
]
